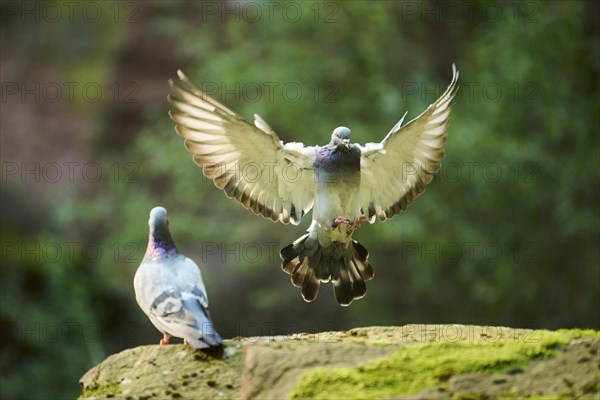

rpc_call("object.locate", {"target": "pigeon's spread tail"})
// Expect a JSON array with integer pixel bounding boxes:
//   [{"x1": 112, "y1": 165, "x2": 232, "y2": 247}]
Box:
[{"x1": 280, "y1": 234, "x2": 374, "y2": 306}]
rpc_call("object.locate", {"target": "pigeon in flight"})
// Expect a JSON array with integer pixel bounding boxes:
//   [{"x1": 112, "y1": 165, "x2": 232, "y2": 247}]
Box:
[
  {"x1": 134, "y1": 206, "x2": 223, "y2": 348},
  {"x1": 168, "y1": 65, "x2": 459, "y2": 305}
]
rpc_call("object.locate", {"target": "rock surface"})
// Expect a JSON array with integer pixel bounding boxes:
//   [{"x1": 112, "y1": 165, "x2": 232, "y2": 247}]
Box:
[{"x1": 79, "y1": 325, "x2": 599, "y2": 399}]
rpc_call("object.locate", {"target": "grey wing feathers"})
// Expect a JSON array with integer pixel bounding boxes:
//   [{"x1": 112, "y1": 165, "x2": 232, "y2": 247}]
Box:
[
  {"x1": 150, "y1": 289, "x2": 184, "y2": 316},
  {"x1": 359, "y1": 64, "x2": 459, "y2": 222},
  {"x1": 149, "y1": 287, "x2": 221, "y2": 348},
  {"x1": 168, "y1": 71, "x2": 315, "y2": 225}
]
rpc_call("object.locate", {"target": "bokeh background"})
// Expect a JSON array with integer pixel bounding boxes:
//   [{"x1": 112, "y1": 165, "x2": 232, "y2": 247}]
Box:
[{"x1": 1, "y1": 0, "x2": 598, "y2": 398}]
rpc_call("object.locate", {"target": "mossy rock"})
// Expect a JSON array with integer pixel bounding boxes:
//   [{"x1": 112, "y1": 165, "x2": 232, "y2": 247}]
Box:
[
  {"x1": 79, "y1": 325, "x2": 599, "y2": 399},
  {"x1": 79, "y1": 342, "x2": 243, "y2": 399}
]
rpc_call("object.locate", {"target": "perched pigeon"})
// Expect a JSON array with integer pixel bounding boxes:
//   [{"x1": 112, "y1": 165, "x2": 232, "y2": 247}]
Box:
[
  {"x1": 168, "y1": 65, "x2": 459, "y2": 306},
  {"x1": 134, "y1": 206, "x2": 223, "y2": 348}
]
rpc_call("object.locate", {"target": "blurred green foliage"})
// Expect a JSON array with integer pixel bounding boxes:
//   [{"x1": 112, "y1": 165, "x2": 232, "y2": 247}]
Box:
[{"x1": 1, "y1": 1, "x2": 598, "y2": 399}]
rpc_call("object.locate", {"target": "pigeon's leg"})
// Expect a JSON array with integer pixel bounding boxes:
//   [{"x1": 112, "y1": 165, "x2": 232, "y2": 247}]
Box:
[
  {"x1": 183, "y1": 339, "x2": 189, "y2": 347},
  {"x1": 332, "y1": 216, "x2": 352, "y2": 229},
  {"x1": 348, "y1": 215, "x2": 368, "y2": 233},
  {"x1": 159, "y1": 334, "x2": 170, "y2": 345}
]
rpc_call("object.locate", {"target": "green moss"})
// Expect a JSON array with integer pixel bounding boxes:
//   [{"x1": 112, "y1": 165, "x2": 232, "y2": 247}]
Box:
[
  {"x1": 369, "y1": 339, "x2": 395, "y2": 346},
  {"x1": 81, "y1": 381, "x2": 120, "y2": 397},
  {"x1": 498, "y1": 395, "x2": 574, "y2": 400},
  {"x1": 289, "y1": 329, "x2": 598, "y2": 399}
]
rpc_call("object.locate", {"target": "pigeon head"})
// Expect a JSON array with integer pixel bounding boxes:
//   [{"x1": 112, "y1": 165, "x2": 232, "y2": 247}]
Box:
[
  {"x1": 330, "y1": 126, "x2": 351, "y2": 149},
  {"x1": 146, "y1": 206, "x2": 177, "y2": 258}
]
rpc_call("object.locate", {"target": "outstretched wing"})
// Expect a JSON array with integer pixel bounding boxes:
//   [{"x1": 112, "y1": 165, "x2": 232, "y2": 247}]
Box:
[
  {"x1": 358, "y1": 64, "x2": 459, "y2": 222},
  {"x1": 168, "y1": 71, "x2": 315, "y2": 225}
]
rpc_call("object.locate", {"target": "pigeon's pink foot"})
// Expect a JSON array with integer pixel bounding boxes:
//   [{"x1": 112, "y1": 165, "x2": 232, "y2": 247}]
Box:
[
  {"x1": 348, "y1": 215, "x2": 368, "y2": 232},
  {"x1": 159, "y1": 335, "x2": 170, "y2": 345},
  {"x1": 332, "y1": 216, "x2": 352, "y2": 229}
]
